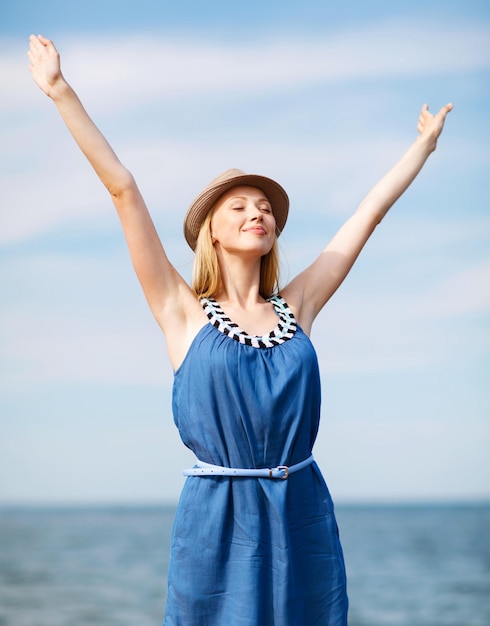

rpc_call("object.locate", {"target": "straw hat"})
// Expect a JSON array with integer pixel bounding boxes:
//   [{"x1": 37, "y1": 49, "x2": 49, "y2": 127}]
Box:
[{"x1": 183, "y1": 169, "x2": 289, "y2": 250}]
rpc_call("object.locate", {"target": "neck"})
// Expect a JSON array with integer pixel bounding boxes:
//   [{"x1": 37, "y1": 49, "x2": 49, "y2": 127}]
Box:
[{"x1": 214, "y1": 250, "x2": 264, "y2": 306}]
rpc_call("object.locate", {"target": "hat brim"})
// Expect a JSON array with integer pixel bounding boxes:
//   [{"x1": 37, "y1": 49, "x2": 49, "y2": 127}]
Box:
[{"x1": 184, "y1": 173, "x2": 289, "y2": 251}]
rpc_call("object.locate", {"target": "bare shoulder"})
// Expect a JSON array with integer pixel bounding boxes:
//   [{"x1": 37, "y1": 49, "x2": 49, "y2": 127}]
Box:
[
  {"x1": 280, "y1": 280, "x2": 315, "y2": 336},
  {"x1": 160, "y1": 285, "x2": 208, "y2": 370}
]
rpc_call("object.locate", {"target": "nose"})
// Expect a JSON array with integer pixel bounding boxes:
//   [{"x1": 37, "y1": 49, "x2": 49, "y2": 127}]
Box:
[{"x1": 250, "y1": 207, "x2": 263, "y2": 222}]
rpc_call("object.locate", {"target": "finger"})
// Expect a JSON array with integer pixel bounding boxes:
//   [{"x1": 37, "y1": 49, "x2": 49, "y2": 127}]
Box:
[
  {"x1": 421, "y1": 103, "x2": 429, "y2": 115},
  {"x1": 38, "y1": 34, "x2": 54, "y2": 50},
  {"x1": 440, "y1": 102, "x2": 454, "y2": 116},
  {"x1": 29, "y1": 35, "x2": 50, "y2": 59},
  {"x1": 31, "y1": 34, "x2": 50, "y2": 51},
  {"x1": 29, "y1": 34, "x2": 43, "y2": 52},
  {"x1": 436, "y1": 102, "x2": 454, "y2": 121},
  {"x1": 38, "y1": 34, "x2": 59, "y2": 56}
]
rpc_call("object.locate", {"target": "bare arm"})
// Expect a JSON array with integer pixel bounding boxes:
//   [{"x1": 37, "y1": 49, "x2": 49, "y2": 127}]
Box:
[
  {"x1": 283, "y1": 102, "x2": 453, "y2": 333},
  {"x1": 27, "y1": 35, "x2": 203, "y2": 363}
]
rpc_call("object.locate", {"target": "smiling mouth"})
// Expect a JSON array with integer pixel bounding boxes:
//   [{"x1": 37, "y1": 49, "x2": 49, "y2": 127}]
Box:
[{"x1": 244, "y1": 227, "x2": 266, "y2": 234}]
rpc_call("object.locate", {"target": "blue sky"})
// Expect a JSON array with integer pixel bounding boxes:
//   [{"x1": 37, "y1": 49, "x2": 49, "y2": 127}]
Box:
[{"x1": 1, "y1": 0, "x2": 489, "y2": 504}]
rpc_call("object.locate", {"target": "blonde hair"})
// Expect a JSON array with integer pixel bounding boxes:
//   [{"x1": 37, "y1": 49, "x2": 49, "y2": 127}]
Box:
[{"x1": 192, "y1": 211, "x2": 281, "y2": 299}]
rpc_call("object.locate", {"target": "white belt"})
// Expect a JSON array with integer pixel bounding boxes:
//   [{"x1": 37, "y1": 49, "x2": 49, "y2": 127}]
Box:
[{"x1": 183, "y1": 454, "x2": 314, "y2": 480}]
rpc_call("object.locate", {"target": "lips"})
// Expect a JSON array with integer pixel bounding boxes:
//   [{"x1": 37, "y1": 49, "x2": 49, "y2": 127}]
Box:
[{"x1": 244, "y1": 226, "x2": 266, "y2": 235}]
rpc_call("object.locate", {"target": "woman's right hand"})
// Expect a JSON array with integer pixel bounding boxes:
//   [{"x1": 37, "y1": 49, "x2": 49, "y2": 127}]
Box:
[{"x1": 27, "y1": 34, "x2": 64, "y2": 98}]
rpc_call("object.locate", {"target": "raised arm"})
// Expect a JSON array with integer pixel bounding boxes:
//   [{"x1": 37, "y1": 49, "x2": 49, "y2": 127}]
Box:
[
  {"x1": 27, "y1": 35, "x2": 203, "y2": 363},
  {"x1": 283, "y1": 101, "x2": 453, "y2": 334}
]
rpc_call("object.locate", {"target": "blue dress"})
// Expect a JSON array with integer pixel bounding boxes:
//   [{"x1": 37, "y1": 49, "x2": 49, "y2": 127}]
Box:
[{"x1": 164, "y1": 295, "x2": 348, "y2": 625}]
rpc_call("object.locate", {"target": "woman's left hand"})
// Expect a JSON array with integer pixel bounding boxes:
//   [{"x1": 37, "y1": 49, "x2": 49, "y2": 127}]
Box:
[{"x1": 417, "y1": 102, "x2": 453, "y2": 149}]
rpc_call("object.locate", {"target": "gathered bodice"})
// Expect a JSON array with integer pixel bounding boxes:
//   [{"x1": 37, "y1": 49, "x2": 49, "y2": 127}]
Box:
[{"x1": 172, "y1": 295, "x2": 322, "y2": 469}]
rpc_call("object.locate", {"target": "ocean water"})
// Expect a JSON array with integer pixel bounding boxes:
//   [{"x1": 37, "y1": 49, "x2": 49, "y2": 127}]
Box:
[{"x1": 0, "y1": 503, "x2": 489, "y2": 625}]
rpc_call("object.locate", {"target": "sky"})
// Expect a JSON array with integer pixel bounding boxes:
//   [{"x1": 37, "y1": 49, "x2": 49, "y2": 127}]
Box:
[{"x1": 1, "y1": 0, "x2": 489, "y2": 505}]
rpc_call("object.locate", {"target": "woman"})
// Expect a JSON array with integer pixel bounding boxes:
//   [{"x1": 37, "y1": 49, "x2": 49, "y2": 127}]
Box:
[{"x1": 28, "y1": 34, "x2": 452, "y2": 625}]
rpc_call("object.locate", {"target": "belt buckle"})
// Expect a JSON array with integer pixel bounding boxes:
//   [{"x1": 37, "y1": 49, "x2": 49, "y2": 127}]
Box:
[{"x1": 277, "y1": 465, "x2": 289, "y2": 480}]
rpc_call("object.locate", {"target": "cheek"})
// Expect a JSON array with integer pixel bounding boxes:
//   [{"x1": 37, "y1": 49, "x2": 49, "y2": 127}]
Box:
[
  {"x1": 210, "y1": 216, "x2": 235, "y2": 242},
  {"x1": 209, "y1": 215, "x2": 223, "y2": 237},
  {"x1": 267, "y1": 216, "x2": 277, "y2": 235}
]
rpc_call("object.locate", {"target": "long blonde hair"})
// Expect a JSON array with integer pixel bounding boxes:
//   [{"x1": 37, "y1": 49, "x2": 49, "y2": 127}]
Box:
[{"x1": 192, "y1": 211, "x2": 281, "y2": 299}]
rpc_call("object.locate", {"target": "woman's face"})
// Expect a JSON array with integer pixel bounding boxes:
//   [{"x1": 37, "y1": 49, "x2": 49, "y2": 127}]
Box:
[{"x1": 210, "y1": 186, "x2": 276, "y2": 257}]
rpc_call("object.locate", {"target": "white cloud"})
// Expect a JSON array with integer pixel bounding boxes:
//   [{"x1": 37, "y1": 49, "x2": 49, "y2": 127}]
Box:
[
  {"x1": 3, "y1": 15, "x2": 488, "y2": 244},
  {"x1": 423, "y1": 259, "x2": 490, "y2": 318},
  {"x1": 1, "y1": 252, "x2": 174, "y2": 389},
  {"x1": 360, "y1": 214, "x2": 490, "y2": 258},
  {"x1": 1, "y1": 308, "x2": 172, "y2": 388},
  {"x1": 1, "y1": 134, "x2": 400, "y2": 242},
  {"x1": 7, "y1": 19, "x2": 489, "y2": 114},
  {"x1": 2, "y1": 129, "x2": 479, "y2": 244},
  {"x1": 2, "y1": 9, "x2": 489, "y2": 506},
  {"x1": 317, "y1": 416, "x2": 490, "y2": 501},
  {"x1": 2, "y1": 249, "x2": 488, "y2": 392},
  {"x1": 1, "y1": 16, "x2": 488, "y2": 419},
  {"x1": 308, "y1": 255, "x2": 490, "y2": 376}
]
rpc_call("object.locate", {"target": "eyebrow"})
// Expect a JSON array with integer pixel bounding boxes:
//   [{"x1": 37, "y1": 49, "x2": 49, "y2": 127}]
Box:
[{"x1": 228, "y1": 195, "x2": 271, "y2": 204}]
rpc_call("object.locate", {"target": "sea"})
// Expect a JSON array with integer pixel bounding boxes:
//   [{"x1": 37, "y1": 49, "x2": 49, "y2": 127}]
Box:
[{"x1": 0, "y1": 502, "x2": 489, "y2": 626}]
